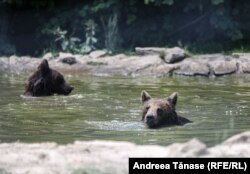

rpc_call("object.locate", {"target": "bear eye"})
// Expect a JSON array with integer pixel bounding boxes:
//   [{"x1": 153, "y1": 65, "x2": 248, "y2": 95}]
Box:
[
  {"x1": 146, "y1": 106, "x2": 150, "y2": 110},
  {"x1": 157, "y1": 108, "x2": 164, "y2": 115}
]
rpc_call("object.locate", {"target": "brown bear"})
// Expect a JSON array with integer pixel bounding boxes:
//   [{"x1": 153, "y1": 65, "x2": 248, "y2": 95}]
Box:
[
  {"x1": 23, "y1": 59, "x2": 74, "y2": 97},
  {"x1": 140, "y1": 90, "x2": 192, "y2": 128}
]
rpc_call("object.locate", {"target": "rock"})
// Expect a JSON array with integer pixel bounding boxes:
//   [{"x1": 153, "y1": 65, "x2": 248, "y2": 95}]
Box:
[
  {"x1": 209, "y1": 58, "x2": 238, "y2": 76},
  {"x1": 189, "y1": 55, "x2": 239, "y2": 76},
  {"x1": 174, "y1": 59, "x2": 210, "y2": 76},
  {"x1": 232, "y1": 52, "x2": 250, "y2": 58},
  {"x1": 135, "y1": 47, "x2": 186, "y2": 63},
  {"x1": 42, "y1": 52, "x2": 54, "y2": 60},
  {"x1": 2, "y1": 52, "x2": 250, "y2": 77},
  {"x1": 135, "y1": 47, "x2": 166, "y2": 55},
  {"x1": 205, "y1": 131, "x2": 250, "y2": 157},
  {"x1": 89, "y1": 50, "x2": 107, "y2": 59},
  {"x1": 59, "y1": 52, "x2": 74, "y2": 59},
  {"x1": 0, "y1": 132, "x2": 250, "y2": 173},
  {"x1": 6, "y1": 55, "x2": 40, "y2": 73},
  {"x1": 237, "y1": 57, "x2": 250, "y2": 73},
  {"x1": 223, "y1": 131, "x2": 250, "y2": 145},
  {"x1": 164, "y1": 47, "x2": 186, "y2": 63},
  {"x1": 134, "y1": 64, "x2": 177, "y2": 76},
  {"x1": 125, "y1": 55, "x2": 163, "y2": 73},
  {"x1": 61, "y1": 57, "x2": 77, "y2": 65},
  {"x1": 93, "y1": 55, "x2": 163, "y2": 76},
  {"x1": 167, "y1": 139, "x2": 207, "y2": 157},
  {"x1": 0, "y1": 57, "x2": 9, "y2": 72}
]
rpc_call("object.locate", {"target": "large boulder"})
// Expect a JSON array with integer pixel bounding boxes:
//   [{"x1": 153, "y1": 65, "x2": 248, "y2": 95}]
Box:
[
  {"x1": 164, "y1": 47, "x2": 186, "y2": 63},
  {"x1": 92, "y1": 54, "x2": 164, "y2": 76},
  {"x1": 42, "y1": 52, "x2": 54, "y2": 60},
  {"x1": 133, "y1": 64, "x2": 177, "y2": 76},
  {"x1": 135, "y1": 47, "x2": 186, "y2": 63},
  {"x1": 174, "y1": 59, "x2": 210, "y2": 76},
  {"x1": 179, "y1": 54, "x2": 239, "y2": 77},
  {"x1": 237, "y1": 56, "x2": 250, "y2": 74},
  {"x1": 4, "y1": 55, "x2": 40, "y2": 73},
  {"x1": 205, "y1": 131, "x2": 250, "y2": 157},
  {"x1": 209, "y1": 58, "x2": 238, "y2": 76},
  {"x1": 0, "y1": 132, "x2": 250, "y2": 173},
  {"x1": 89, "y1": 50, "x2": 107, "y2": 59},
  {"x1": 61, "y1": 57, "x2": 77, "y2": 65}
]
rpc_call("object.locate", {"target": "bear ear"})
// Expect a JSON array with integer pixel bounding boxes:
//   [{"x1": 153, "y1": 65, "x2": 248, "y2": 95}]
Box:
[
  {"x1": 167, "y1": 92, "x2": 178, "y2": 106},
  {"x1": 38, "y1": 59, "x2": 50, "y2": 76},
  {"x1": 141, "y1": 90, "x2": 151, "y2": 103}
]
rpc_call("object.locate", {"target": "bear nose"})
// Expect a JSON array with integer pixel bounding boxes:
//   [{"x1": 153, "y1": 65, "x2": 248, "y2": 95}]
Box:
[
  {"x1": 146, "y1": 115, "x2": 154, "y2": 122},
  {"x1": 67, "y1": 86, "x2": 74, "y2": 93},
  {"x1": 69, "y1": 86, "x2": 74, "y2": 91},
  {"x1": 64, "y1": 86, "x2": 74, "y2": 95}
]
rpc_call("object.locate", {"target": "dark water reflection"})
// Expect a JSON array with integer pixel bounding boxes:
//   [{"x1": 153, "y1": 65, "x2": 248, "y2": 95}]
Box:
[{"x1": 0, "y1": 73, "x2": 250, "y2": 146}]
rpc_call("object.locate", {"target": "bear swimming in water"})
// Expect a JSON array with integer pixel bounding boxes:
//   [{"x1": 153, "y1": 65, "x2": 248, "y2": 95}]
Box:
[
  {"x1": 23, "y1": 59, "x2": 73, "y2": 97},
  {"x1": 141, "y1": 90, "x2": 192, "y2": 128}
]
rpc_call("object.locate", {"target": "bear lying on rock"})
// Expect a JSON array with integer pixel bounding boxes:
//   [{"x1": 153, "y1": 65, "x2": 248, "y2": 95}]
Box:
[
  {"x1": 23, "y1": 59, "x2": 73, "y2": 97},
  {"x1": 140, "y1": 90, "x2": 192, "y2": 128}
]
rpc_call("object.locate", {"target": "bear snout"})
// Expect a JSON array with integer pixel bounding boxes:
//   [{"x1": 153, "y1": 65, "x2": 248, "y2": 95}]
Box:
[
  {"x1": 68, "y1": 86, "x2": 74, "y2": 92},
  {"x1": 64, "y1": 85, "x2": 74, "y2": 95},
  {"x1": 145, "y1": 115, "x2": 156, "y2": 128}
]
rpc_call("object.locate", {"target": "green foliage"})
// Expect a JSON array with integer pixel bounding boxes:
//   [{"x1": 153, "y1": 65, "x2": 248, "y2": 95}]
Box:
[
  {"x1": 82, "y1": 19, "x2": 98, "y2": 53},
  {"x1": 0, "y1": 10, "x2": 15, "y2": 55},
  {"x1": 2, "y1": 0, "x2": 250, "y2": 55},
  {"x1": 46, "y1": 27, "x2": 80, "y2": 53},
  {"x1": 43, "y1": 20, "x2": 98, "y2": 54},
  {"x1": 101, "y1": 13, "x2": 121, "y2": 53},
  {"x1": 144, "y1": 0, "x2": 174, "y2": 5},
  {"x1": 0, "y1": 37, "x2": 15, "y2": 55},
  {"x1": 2, "y1": 0, "x2": 55, "y2": 8},
  {"x1": 211, "y1": 0, "x2": 224, "y2": 5},
  {"x1": 232, "y1": 45, "x2": 250, "y2": 53}
]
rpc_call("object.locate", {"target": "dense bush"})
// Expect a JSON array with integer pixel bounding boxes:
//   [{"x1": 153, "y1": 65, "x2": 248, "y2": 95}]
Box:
[{"x1": 1, "y1": 0, "x2": 250, "y2": 56}]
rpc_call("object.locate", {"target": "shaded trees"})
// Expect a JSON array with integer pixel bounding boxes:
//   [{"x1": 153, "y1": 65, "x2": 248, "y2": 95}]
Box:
[{"x1": 0, "y1": 0, "x2": 250, "y2": 55}]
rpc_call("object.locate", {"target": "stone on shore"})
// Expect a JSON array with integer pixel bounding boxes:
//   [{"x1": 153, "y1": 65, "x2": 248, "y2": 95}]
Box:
[
  {"x1": 210, "y1": 58, "x2": 238, "y2": 76},
  {"x1": 0, "y1": 131, "x2": 250, "y2": 174},
  {"x1": 89, "y1": 50, "x2": 107, "y2": 59},
  {"x1": 237, "y1": 56, "x2": 250, "y2": 73},
  {"x1": 135, "y1": 47, "x2": 186, "y2": 63},
  {"x1": 1, "y1": 50, "x2": 250, "y2": 77},
  {"x1": 174, "y1": 59, "x2": 210, "y2": 76}
]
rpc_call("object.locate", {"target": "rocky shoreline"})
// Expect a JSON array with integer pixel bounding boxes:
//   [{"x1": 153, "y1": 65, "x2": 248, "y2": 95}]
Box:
[
  {"x1": 1, "y1": 48, "x2": 250, "y2": 173},
  {"x1": 0, "y1": 47, "x2": 250, "y2": 77},
  {"x1": 0, "y1": 131, "x2": 250, "y2": 174}
]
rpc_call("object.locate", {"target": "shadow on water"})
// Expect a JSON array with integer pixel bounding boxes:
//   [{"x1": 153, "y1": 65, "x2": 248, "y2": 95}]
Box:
[{"x1": 0, "y1": 73, "x2": 250, "y2": 146}]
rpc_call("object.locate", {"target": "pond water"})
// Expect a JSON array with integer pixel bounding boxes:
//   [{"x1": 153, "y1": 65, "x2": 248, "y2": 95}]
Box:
[{"x1": 0, "y1": 73, "x2": 250, "y2": 146}]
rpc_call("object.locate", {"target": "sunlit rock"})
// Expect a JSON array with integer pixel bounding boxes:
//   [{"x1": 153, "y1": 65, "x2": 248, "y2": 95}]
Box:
[
  {"x1": 89, "y1": 50, "x2": 107, "y2": 59},
  {"x1": 135, "y1": 47, "x2": 186, "y2": 63}
]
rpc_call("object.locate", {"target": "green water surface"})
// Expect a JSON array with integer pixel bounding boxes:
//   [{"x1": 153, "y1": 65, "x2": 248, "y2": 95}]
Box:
[{"x1": 0, "y1": 73, "x2": 250, "y2": 146}]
